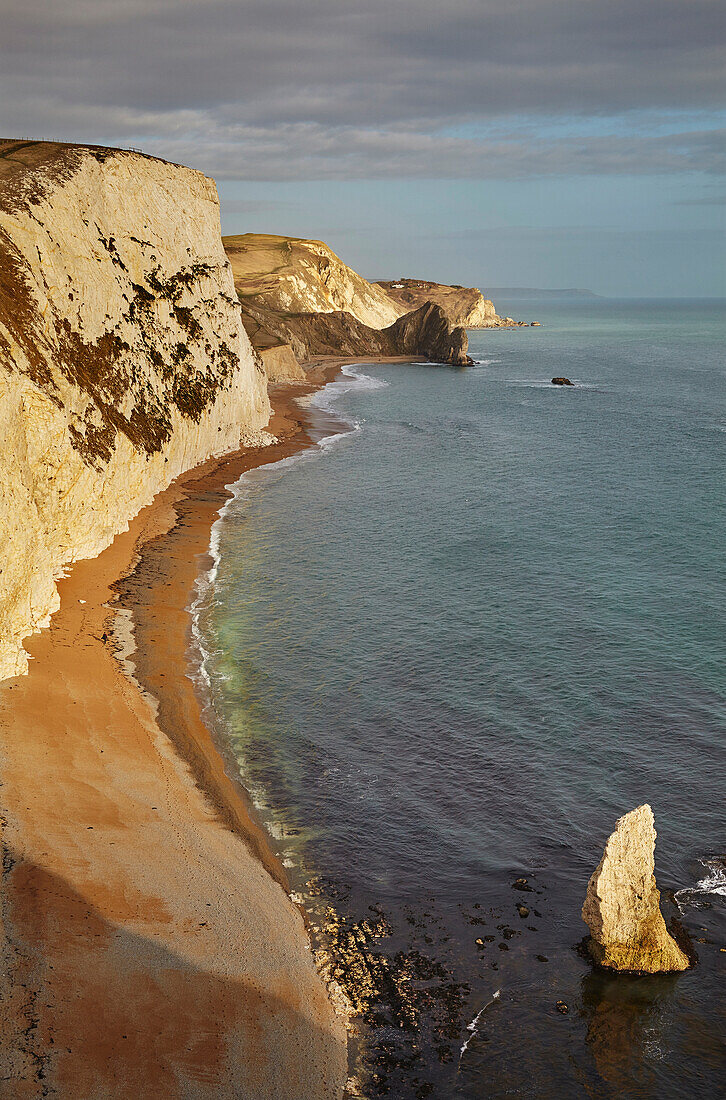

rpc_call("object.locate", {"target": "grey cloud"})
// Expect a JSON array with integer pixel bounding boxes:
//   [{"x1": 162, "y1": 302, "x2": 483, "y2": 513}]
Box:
[
  {"x1": 22, "y1": 114, "x2": 722, "y2": 181},
  {"x1": 4, "y1": 97, "x2": 725, "y2": 180},
  {"x1": 1, "y1": 0, "x2": 724, "y2": 179},
  {"x1": 2, "y1": 0, "x2": 724, "y2": 120}
]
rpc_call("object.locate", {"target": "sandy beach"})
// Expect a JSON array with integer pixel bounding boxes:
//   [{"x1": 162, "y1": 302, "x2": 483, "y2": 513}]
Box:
[{"x1": 0, "y1": 364, "x2": 350, "y2": 1100}]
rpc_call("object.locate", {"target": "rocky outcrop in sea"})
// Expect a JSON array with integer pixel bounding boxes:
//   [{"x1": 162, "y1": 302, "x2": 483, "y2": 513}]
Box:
[{"x1": 582, "y1": 804, "x2": 692, "y2": 973}]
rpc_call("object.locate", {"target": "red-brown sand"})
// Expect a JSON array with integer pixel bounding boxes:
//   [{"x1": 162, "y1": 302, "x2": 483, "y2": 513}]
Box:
[{"x1": 0, "y1": 366, "x2": 351, "y2": 1100}]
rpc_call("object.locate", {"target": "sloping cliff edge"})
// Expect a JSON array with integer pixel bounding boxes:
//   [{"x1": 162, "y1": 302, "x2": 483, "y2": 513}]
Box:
[
  {"x1": 0, "y1": 140, "x2": 271, "y2": 681},
  {"x1": 377, "y1": 278, "x2": 499, "y2": 327},
  {"x1": 224, "y1": 233, "x2": 473, "y2": 375}
]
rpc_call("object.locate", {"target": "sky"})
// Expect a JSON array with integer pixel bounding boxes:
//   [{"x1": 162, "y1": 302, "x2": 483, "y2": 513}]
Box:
[{"x1": 2, "y1": 0, "x2": 725, "y2": 296}]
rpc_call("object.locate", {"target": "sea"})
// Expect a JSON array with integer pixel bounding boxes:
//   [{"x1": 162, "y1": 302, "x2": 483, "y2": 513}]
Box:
[{"x1": 194, "y1": 298, "x2": 725, "y2": 1099}]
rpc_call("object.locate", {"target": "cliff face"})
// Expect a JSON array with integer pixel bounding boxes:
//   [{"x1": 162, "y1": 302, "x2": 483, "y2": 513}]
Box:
[
  {"x1": 387, "y1": 302, "x2": 472, "y2": 365},
  {"x1": 0, "y1": 141, "x2": 271, "y2": 680},
  {"x1": 223, "y1": 235, "x2": 472, "y2": 372},
  {"x1": 238, "y1": 300, "x2": 471, "y2": 366},
  {"x1": 377, "y1": 279, "x2": 499, "y2": 327},
  {"x1": 225, "y1": 233, "x2": 403, "y2": 329}
]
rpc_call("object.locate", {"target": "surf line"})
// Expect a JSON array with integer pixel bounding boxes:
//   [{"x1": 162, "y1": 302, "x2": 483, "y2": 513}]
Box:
[{"x1": 458, "y1": 989, "x2": 501, "y2": 1065}]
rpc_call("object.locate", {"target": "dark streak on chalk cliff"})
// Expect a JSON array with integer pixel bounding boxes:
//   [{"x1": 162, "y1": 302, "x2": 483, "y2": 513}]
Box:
[{"x1": 0, "y1": 140, "x2": 255, "y2": 467}]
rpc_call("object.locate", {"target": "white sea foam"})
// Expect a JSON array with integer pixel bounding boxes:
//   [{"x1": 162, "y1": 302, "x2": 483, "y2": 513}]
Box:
[
  {"x1": 186, "y1": 363, "x2": 385, "y2": 727},
  {"x1": 675, "y1": 856, "x2": 726, "y2": 908},
  {"x1": 693, "y1": 857, "x2": 726, "y2": 896},
  {"x1": 502, "y1": 378, "x2": 564, "y2": 388},
  {"x1": 497, "y1": 378, "x2": 601, "y2": 391},
  {"x1": 458, "y1": 989, "x2": 501, "y2": 1062},
  {"x1": 304, "y1": 363, "x2": 389, "y2": 416},
  {"x1": 184, "y1": 364, "x2": 389, "y2": 846}
]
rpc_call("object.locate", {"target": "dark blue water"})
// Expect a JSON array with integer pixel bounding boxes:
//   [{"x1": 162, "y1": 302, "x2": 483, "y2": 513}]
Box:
[{"x1": 199, "y1": 300, "x2": 725, "y2": 1098}]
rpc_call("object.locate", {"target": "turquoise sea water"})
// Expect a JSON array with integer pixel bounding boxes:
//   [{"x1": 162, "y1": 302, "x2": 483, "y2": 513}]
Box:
[{"x1": 197, "y1": 300, "x2": 725, "y2": 1098}]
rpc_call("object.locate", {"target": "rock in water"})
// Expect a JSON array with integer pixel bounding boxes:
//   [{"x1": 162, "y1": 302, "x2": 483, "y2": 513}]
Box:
[
  {"x1": 582, "y1": 804, "x2": 691, "y2": 973},
  {"x1": 551, "y1": 376, "x2": 574, "y2": 386}
]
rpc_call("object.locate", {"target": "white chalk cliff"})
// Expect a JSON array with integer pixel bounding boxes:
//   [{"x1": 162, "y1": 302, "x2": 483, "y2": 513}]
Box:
[
  {"x1": 225, "y1": 233, "x2": 404, "y2": 329},
  {"x1": 0, "y1": 141, "x2": 271, "y2": 680},
  {"x1": 377, "y1": 279, "x2": 499, "y2": 327}
]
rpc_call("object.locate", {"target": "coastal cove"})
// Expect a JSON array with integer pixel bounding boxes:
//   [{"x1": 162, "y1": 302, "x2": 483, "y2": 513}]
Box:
[
  {"x1": 1, "y1": 0, "x2": 724, "y2": 1086},
  {"x1": 196, "y1": 299, "x2": 726, "y2": 1099},
  {"x1": 0, "y1": 294, "x2": 723, "y2": 1098},
  {"x1": 0, "y1": 138, "x2": 538, "y2": 1097}
]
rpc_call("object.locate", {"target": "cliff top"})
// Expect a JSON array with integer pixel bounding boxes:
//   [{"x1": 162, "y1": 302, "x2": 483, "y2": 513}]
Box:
[
  {"x1": 223, "y1": 233, "x2": 333, "y2": 296},
  {"x1": 377, "y1": 277, "x2": 497, "y2": 327},
  {"x1": 223, "y1": 233, "x2": 402, "y2": 330},
  {"x1": 0, "y1": 140, "x2": 194, "y2": 214}
]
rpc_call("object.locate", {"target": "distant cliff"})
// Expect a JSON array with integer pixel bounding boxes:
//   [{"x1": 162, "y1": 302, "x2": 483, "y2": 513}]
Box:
[
  {"x1": 225, "y1": 233, "x2": 403, "y2": 329},
  {"x1": 224, "y1": 234, "x2": 472, "y2": 374},
  {"x1": 0, "y1": 141, "x2": 270, "y2": 680},
  {"x1": 240, "y1": 301, "x2": 471, "y2": 366},
  {"x1": 377, "y1": 279, "x2": 499, "y2": 327}
]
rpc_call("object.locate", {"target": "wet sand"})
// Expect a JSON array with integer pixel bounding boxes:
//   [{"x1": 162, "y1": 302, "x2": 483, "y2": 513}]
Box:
[{"x1": 0, "y1": 364, "x2": 349, "y2": 1100}]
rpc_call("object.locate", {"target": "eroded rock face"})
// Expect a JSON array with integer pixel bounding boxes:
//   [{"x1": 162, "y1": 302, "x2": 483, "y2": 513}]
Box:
[
  {"x1": 0, "y1": 140, "x2": 271, "y2": 679},
  {"x1": 386, "y1": 302, "x2": 472, "y2": 365},
  {"x1": 224, "y1": 236, "x2": 477, "y2": 376},
  {"x1": 237, "y1": 299, "x2": 471, "y2": 368},
  {"x1": 224, "y1": 232, "x2": 404, "y2": 329},
  {"x1": 582, "y1": 805, "x2": 691, "y2": 973}
]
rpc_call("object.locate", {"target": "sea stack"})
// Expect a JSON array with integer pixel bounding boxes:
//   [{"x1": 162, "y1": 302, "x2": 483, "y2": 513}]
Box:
[{"x1": 582, "y1": 804, "x2": 691, "y2": 973}]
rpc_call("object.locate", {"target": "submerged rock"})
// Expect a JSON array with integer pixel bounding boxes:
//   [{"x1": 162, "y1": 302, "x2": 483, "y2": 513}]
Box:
[
  {"x1": 582, "y1": 804, "x2": 691, "y2": 973},
  {"x1": 551, "y1": 376, "x2": 574, "y2": 386}
]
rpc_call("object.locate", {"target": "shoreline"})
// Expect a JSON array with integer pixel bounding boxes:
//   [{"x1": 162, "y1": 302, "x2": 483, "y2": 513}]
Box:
[
  {"x1": 0, "y1": 359, "x2": 362, "y2": 1099},
  {"x1": 112, "y1": 361, "x2": 349, "y2": 889}
]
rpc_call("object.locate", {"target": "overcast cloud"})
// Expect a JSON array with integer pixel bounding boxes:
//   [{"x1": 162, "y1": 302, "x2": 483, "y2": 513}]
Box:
[{"x1": 2, "y1": 0, "x2": 724, "y2": 180}]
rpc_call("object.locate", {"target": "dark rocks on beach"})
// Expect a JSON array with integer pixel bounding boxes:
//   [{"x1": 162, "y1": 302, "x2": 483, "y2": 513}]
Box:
[
  {"x1": 551, "y1": 377, "x2": 574, "y2": 386},
  {"x1": 556, "y1": 1001, "x2": 569, "y2": 1015},
  {"x1": 512, "y1": 877, "x2": 532, "y2": 892},
  {"x1": 517, "y1": 905, "x2": 530, "y2": 919}
]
